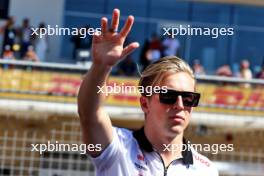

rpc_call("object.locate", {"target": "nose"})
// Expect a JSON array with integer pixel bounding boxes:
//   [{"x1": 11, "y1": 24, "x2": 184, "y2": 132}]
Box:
[{"x1": 173, "y1": 96, "x2": 184, "y2": 110}]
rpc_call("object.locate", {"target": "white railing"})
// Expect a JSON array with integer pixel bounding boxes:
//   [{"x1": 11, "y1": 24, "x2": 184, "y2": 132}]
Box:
[
  {"x1": 0, "y1": 59, "x2": 91, "y2": 71},
  {"x1": 0, "y1": 59, "x2": 263, "y2": 84}
]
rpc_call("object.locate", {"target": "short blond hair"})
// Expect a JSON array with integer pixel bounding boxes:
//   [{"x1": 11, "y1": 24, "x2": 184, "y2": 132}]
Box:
[{"x1": 138, "y1": 56, "x2": 194, "y2": 91}]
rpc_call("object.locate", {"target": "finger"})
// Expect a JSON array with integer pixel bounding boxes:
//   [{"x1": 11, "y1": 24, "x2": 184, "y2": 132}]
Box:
[
  {"x1": 101, "y1": 17, "x2": 108, "y2": 34},
  {"x1": 120, "y1": 42, "x2": 139, "y2": 59},
  {"x1": 111, "y1": 9, "x2": 120, "y2": 31},
  {"x1": 92, "y1": 30, "x2": 101, "y2": 43},
  {"x1": 119, "y1": 15, "x2": 134, "y2": 38}
]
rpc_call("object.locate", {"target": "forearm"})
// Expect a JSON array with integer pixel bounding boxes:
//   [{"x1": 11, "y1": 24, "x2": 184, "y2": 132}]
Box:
[
  {"x1": 77, "y1": 63, "x2": 112, "y2": 122},
  {"x1": 77, "y1": 63, "x2": 115, "y2": 155}
]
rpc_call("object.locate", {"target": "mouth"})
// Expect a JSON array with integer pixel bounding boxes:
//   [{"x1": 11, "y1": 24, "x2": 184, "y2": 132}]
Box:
[{"x1": 169, "y1": 115, "x2": 185, "y2": 122}]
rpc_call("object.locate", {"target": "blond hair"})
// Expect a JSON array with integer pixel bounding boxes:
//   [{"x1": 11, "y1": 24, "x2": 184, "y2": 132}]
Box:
[{"x1": 138, "y1": 56, "x2": 194, "y2": 91}]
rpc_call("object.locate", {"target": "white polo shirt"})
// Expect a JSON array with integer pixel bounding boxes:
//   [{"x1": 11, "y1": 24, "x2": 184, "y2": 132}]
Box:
[{"x1": 90, "y1": 127, "x2": 219, "y2": 176}]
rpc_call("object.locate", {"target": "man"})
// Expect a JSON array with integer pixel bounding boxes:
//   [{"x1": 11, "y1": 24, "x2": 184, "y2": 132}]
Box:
[
  {"x1": 78, "y1": 9, "x2": 219, "y2": 176},
  {"x1": 19, "y1": 18, "x2": 32, "y2": 58},
  {"x1": 1, "y1": 17, "x2": 17, "y2": 55}
]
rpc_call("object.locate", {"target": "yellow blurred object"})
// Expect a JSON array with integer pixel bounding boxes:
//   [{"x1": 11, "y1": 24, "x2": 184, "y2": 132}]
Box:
[
  {"x1": 13, "y1": 44, "x2": 20, "y2": 51},
  {"x1": 0, "y1": 68, "x2": 263, "y2": 116}
]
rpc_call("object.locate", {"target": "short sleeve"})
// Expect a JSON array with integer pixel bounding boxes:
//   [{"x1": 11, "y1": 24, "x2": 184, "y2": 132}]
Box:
[{"x1": 89, "y1": 127, "x2": 129, "y2": 171}]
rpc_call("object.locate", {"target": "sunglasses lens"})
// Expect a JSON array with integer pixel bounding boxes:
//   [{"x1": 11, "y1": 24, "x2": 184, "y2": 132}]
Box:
[
  {"x1": 159, "y1": 90, "x2": 177, "y2": 104},
  {"x1": 182, "y1": 93, "x2": 200, "y2": 107},
  {"x1": 159, "y1": 90, "x2": 200, "y2": 107}
]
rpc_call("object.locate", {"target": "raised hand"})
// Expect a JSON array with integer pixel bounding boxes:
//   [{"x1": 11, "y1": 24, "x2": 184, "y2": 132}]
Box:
[{"x1": 92, "y1": 9, "x2": 139, "y2": 67}]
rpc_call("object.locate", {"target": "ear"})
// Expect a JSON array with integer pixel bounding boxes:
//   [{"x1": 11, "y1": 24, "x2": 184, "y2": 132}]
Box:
[{"x1": 140, "y1": 96, "x2": 150, "y2": 115}]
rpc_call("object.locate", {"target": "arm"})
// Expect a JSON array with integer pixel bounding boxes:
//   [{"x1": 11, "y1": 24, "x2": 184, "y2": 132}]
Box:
[{"x1": 77, "y1": 9, "x2": 139, "y2": 157}]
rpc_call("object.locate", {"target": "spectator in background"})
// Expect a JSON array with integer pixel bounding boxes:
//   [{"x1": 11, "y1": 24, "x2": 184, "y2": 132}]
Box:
[
  {"x1": 23, "y1": 45, "x2": 39, "y2": 62},
  {"x1": 116, "y1": 55, "x2": 137, "y2": 76},
  {"x1": 256, "y1": 65, "x2": 264, "y2": 79},
  {"x1": 145, "y1": 33, "x2": 162, "y2": 63},
  {"x1": 216, "y1": 64, "x2": 232, "y2": 77},
  {"x1": 149, "y1": 33, "x2": 162, "y2": 51},
  {"x1": 2, "y1": 45, "x2": 15, "y2": 60},
  {"x1": 34, "y1": 23, "x2": 48, "y2": 62},
  {"x1": 19, "y1": 18, "x2": 33, "y2": 58},
  {"x1": 239, "y1": 59, "x2": 253, "y2": 88},
  {"x1": 162, "y1": 35, "x2": 180, "y2": 57},
  {"x1": 231, "y1": 63, "x2": 240, "y2": 77},
  {"x1": 192, "y1": 59, "x2": 205, "y2": 75},
  {"x1": 0, "y1": 17, "x2": 18, "y2": 55},
  {"x1": 145, "y1": 47, "x2": 161, "y2": 63},
  {"x1": 139, "y1": 34, "x2": 163, "y2": 71},
  {"x1": 139, "y1": 39, "x2": 150, "y2": 71},
  {"x1": 70, "y1": 25, "x2": 92, "y2": 60},
  {"x1": 239, "y1": 59, "x2": 252, "y2": 80}
]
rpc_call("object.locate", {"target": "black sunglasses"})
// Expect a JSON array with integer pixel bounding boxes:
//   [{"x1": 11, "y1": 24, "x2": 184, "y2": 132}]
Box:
[{"x1": 159, "y1": 89, "x2": 200, "y2": 107}]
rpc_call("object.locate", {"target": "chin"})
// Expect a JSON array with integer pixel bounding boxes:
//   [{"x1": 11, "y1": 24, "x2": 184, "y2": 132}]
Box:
[{"x1": 168, "y1": 125, "x2": 184, "y2": 136}]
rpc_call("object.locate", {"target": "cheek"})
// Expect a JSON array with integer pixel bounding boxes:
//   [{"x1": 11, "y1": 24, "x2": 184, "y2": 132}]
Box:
[
  {"x1": 184, "y1": 107, "x2": 192, "y2": 121},
  {"x1": 184, "y1": 106, "x2": 193, "y2": 113},
  {"x1": 149, "y1": 97, "x2": 168, "y2": 118},
  {"x1": 150, "y1": 103, "x2": 164, "y2": 115}
]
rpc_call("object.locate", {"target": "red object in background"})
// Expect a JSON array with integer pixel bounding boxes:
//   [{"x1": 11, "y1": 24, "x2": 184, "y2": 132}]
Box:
[
  {"x1": 245, "y1": 92, "x2": 264, "y2": 108},
  {"x1": 49, "y1": 76, "x2": 81, "y2": 95},
  {"x1": 214, "y1": 89, "x2": 244, "y2": 106},
  {"x1": 213, "y1": 88, "x2": 264, "y2": 108},
  {"x1": 226, "y1": 133, "x2": 233, "y2": 142}
]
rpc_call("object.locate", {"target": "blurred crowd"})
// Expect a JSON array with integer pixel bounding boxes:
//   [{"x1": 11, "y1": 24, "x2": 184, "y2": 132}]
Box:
[
  {"x1": 0, "y1": 17, "x2": 48, "y2": 62},
  {"x1": 0, "y1": 17, "x2": 263, "y2": 80},
  {"x1": 116, "y1": 33, "x2": 181, "y2": 76},
  {"x1": 214, "y1": 59, "x2": 264, "y2": 80},
  {"x1": 116, "y1": 33, "x2": 264, "y2": 80}
]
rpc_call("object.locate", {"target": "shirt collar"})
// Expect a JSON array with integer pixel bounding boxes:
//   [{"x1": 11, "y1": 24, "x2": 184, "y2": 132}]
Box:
[{"x1": 133, "y1": 127, "x2": 193, "y2": 165}]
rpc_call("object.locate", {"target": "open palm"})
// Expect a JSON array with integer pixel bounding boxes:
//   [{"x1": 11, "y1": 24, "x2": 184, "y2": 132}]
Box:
[{"x1": 92, "y1": 9, "x2": 139, "y2": 66}]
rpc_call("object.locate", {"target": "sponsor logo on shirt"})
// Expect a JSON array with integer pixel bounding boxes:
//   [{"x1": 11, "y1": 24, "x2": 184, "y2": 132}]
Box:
[
  {"x1": 134, "y1": 162, "x2": 147, "y2": 171},
  {"x1": 193, "y1": 154, "x2": 210, "y2": 167},
  {"x1": 137, "y1": 154, "x2": 144, "y2": 161}
]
